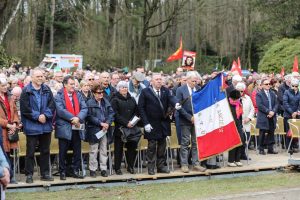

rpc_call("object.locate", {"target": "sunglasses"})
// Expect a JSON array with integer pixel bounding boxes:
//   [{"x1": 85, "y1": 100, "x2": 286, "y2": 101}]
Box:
[
  {"x1": 94, "y1": 91, "x2": 104, "y2": 94},
  {"x1": 264, "y1": 83, "x2": 270, "y2": 86},
  {"x1": 89, "y1": 79, "x2": 95, "y2": 81},
  {"x1": 292, "y1": 85, "x2": 299, "y2": 88}
]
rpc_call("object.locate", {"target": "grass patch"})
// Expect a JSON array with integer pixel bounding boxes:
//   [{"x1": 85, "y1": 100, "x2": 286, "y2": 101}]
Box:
[{"x1": 7, "y1": 172, "x2": 300, "y2": 200}]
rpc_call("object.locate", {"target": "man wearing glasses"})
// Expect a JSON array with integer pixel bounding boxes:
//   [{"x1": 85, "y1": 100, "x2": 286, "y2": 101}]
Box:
[{"x1": 256, "y1": 78, "x2": 278, "y2": 155}]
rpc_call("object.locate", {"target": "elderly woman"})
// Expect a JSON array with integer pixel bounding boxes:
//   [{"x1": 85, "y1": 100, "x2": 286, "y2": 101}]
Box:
[
  {"x1": 79, "y1": 80, "x2": 92, "y2": 102},
  {"x1": 111, "y1": 81, "x2": 141, "y2": 175},
  {"x1": 236, "y1": 82, "x2": 255, "y2": 160},
  {"x1": 283, "y1": 78, "x2": 300, "y2": 153},
  {"x1": 128, "y1": 72, "x2": 146, "y2": 103},
  {"x1": 86, "y1": 84, "x2": 114, "y2": 178},
  {"x1": 0, "y1": 78, "x2": 19, "y2": 154}
]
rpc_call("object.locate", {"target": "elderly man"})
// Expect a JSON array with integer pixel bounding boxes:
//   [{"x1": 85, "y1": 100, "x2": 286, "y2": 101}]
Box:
[
  {"x1": 100, "y1": 72, "x2": 117, "y2": 101},
  {"x1": 20, "y1": 68, "x2": 56, "y2": 183},
  {"x1": 11, "y1": 86, "x2": 22, "y2": 117},
  {"x1": 176, "y1": 71, "x2": 206, "y2": 173},
  {"x1": 110, "y1": 72, "x2": 120, "y2": 88},
  {"x1": 138, "y1": 73, "x2": 180, "y2": 175},
  {"x1": 55, "y1": 75, "x2": 88, "y2": 180}
]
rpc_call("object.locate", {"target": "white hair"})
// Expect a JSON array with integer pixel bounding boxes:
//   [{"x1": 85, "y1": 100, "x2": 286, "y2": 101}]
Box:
[
  {"x1": 0, "y1": 78, "x2": 7, "y2": 85},
  {"x1": 232, "y1": 75, "x2": 242, "y2": 82},
  {"x1": 235, "y1": 82, "x2": 246, "y2": 91},
  {"x1": 11, "y1": 86, "x2": 22, "y2": 95},
  {"x1": 116, "y1": 81, "x2": 128, "y2": 91},
  {"x1": 186, "y1": 71, "x2": 200, "y2": 79}
]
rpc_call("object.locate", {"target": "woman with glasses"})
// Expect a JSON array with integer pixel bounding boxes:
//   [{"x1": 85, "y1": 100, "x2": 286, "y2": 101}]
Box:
[
  {"x1": 283, "y1": 78, "x2": 300, "y2": 153},
  {"x1": 86, "y1": 84, "x2": 114, "y2": 177},
  {"x1": 111, "y1": 81, "x2": 141, "y2": 175}
]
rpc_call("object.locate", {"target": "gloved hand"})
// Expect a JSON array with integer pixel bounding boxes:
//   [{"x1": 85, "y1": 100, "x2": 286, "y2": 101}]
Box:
[
  {"x1": 144, "y1": 124, "x2": 153, "y2": 133},
  {"x1": 175, "y1": 103, "x2": 182, "y2": 110}
]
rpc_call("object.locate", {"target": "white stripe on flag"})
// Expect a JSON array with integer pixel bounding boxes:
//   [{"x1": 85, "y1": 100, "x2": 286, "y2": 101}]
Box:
[{"x1": 194, "y1": 98, "x2": 233, "y2": 137}]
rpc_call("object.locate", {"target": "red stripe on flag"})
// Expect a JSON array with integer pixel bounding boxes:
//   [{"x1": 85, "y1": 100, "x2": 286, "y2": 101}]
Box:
[{"x1": 197, "y1": 121, "x2": 242, "y2": 160}]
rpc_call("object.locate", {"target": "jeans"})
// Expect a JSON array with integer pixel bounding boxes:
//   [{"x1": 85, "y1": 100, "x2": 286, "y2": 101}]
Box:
[{"x1": 180, "y1": 125, "x2": 199, "y2": 166}]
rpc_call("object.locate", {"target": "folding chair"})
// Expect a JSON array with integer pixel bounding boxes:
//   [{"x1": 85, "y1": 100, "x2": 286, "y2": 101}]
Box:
[
  {"x1": 108, "y1": 143, "x2": 114, "y2": 175},
  {"x1": 249, "y1": 119, "x2": 259, "y2": 152},
  {"x1": 275, "y1": 116, "x2": 286, "y2": 150},
  {"x1": 166, "y1": 132, "x2": 180, "y2": 171},
  {"x1": 287, "y1": 119, "x2": 300, "y2": 153},
  {"x1": 81, "y1": 141, "x2": 90, "y2": 177},
  {"x1": 136, "y1": 138, "x2": 148, "y2": 173}
]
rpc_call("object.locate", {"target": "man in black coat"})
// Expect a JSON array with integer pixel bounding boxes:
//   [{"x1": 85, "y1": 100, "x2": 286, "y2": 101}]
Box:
[{"x1": 138, "y1": 73, "x2": 179, "y2": 175}]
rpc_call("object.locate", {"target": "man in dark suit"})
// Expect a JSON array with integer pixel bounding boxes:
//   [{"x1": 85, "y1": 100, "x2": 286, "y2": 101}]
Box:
[
  {"x1": 138, "y1": 73, "x2": 179, "y2": 175},
  {"x1": 256, "y1": 78, "x2": 278, "y2": 155},
  {"x1": 176, "y1": 71, "x2": 206, "y2": 173}
]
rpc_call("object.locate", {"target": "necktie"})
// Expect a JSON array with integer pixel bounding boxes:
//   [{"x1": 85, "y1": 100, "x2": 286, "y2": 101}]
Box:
[
  {"x1": 157, "y1": 90, "x2": 160, "y2": 98},
  {"x1": 267, "y1": 91, "x2": 272, "y2": 110}
]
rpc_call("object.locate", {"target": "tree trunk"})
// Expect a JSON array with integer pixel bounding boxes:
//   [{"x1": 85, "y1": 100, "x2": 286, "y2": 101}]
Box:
[
  {"x1": 49, "y1": 0, "x2": 55, "y2": 54},
  {"x1": 0, "y1": 0, "x2": 22, "y2": 45}
]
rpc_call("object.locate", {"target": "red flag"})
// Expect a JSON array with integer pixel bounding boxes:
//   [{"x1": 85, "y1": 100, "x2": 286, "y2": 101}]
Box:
[
  {"x1": 231, "y1": 60, "x2": 242, "y2": 76},
  {"x1": 280, "y1": 67, "x2": 285, "y2": 78},
  {"x1": 166, "y1": 37, "x2": 183, "y2": 62},
  {"x1": 293, "y1": 56, "x2": 298, "y2": 72},
  {"x1": 237, "y1": 57, "x2": 241, "y2": 69}
]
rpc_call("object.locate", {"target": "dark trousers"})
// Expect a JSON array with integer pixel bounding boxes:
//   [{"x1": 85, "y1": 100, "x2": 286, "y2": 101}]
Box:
[
  {"x1": 58, "y1": 131, "x2": 81, "y2": 173},
  {"x1": 114, "y1": 136, "x2": 138, "y2": 170},
  {"x1": 147, "y1": 139, "x2": 166, "y2": 170},
  {"x1": 259, "y1": 118, "x2": 275, "y2": 151},
  {"x1": 228, "y1": 146, "x2": 242, "y2": 163},
  {"x1": 25, "y1": 133, "x2": 51, "y2": 176}
]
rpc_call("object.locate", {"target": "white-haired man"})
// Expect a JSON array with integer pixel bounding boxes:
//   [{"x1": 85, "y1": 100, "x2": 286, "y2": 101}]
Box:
[{"x1": 176, "y1": 71, "x2": 206, "y2": 173}]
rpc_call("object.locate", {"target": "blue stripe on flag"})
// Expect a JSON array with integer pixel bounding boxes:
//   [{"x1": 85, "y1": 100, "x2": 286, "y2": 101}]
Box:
[{"x1": 192, "y1": 74, "x2": 226, "y2": 113}]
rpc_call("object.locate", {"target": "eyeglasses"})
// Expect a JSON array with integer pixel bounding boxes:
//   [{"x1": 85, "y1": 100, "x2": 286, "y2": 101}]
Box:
[
  {"x1": 94, "y1": 91, "x2": 104, "y2": 94},
  {"x1": 89, "y1": 78, "x2": 95, "y2": 81},
  {"x1": 292, "y1": 85, "x2": 299, "y2": 88}
]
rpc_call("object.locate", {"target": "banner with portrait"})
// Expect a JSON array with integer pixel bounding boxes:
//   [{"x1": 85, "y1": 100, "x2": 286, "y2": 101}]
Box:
[{"x1": 182, "y1": 51, "x2": 196, "y2": 71}]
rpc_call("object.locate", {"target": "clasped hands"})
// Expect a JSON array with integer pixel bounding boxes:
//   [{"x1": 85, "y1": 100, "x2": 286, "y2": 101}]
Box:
[
  {"x1": 71, "y1": 117, "x2": 80, "y2": 128},
  {"x1": 267, "y1": 111, "x2": 275, "y2": 118}
]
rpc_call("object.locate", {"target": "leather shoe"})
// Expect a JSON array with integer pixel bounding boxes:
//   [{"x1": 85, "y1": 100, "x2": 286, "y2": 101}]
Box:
[
  {"x1": 127, "y1": 167, "x2": 135, "y2": 174},
  {"x1": 40, "y1": 175, "x2": 54, "y2": 181},
  {"x1": 90, "y1": 170, "x2": 97, "y2": 178},
  {"x1": 73, "y1": 171, "x2": 84, "y2": 179},
  {"x1": 240, "y1": 155, "x2": 251, "y2": 160},
  {"x1": 26, "y1": 175, "x2": 33, "y2": 184},
  {"x1": 101, "y1": 170, "x2": 108, "y2": 177},
  {"x1": 267, "y1": 150, "x2": 278, "y2": 154},
  {"x1": 115, "y1": 169, "x2": 123, "y2": 175},
  {"x1": 60, "y1": 173, "x2": 66, "y2": 180},
  {"x1": 148, "y1": 169, "x2": 155, "y2": 175},
  {"x1": 206, "y1": 165, "x2": 220, "y2": 170},
  {"x1": 157, "y1": 167, "x2": 170, "y2": 174},
  {"x1": 259, "y1": 150, "x2": 266, "y2": 155}
]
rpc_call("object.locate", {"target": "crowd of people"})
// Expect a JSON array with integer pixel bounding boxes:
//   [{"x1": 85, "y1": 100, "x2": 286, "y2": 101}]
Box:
[{"x1": 0, "y1": 64, "x2": 298, "y2": 186}]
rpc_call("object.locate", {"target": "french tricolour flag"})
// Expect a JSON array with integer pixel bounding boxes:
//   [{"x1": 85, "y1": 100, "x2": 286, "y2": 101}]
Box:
[{"x1": 192, "y1": 73, "x2": 241, "y2": 160}]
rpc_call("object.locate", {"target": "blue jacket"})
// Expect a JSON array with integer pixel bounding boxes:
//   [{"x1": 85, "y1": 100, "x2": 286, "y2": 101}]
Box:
[
  {"x1": 86, "y1": 97, "x2": 114, "y2": 143},
  {"x1": 55, "y1": 89, "x2": 88, "y2": 140},
  {"x1": 176, "y1": 84, "x2": 200, "y2": 126},
  {"x1": 283, "y1": 89, "x2": 300, "y2": 118},
  {"x1": 20, "y1": 83, "x2": 55, "y2": 135}
]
